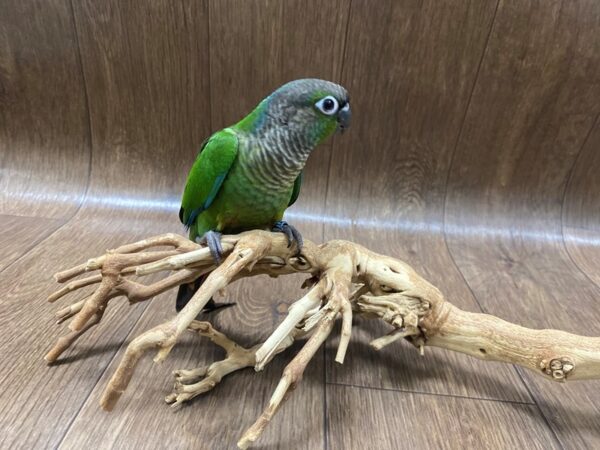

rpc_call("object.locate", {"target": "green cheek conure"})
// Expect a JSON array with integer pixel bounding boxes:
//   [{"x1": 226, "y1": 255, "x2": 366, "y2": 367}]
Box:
[{"x1": 176, "y1": 79, "x2": 351, "y2": 312}]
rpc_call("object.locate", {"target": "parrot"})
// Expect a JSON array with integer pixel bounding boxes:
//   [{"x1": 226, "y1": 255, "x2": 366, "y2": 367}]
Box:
[{"x1": 176, "y1": 78, "x2": 351, "y2": 312}]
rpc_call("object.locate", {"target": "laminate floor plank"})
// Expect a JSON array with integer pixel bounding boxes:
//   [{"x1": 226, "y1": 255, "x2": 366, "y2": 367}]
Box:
[
  {"x1": 0, "y1": 214, "x2": 64, "y2": 272},
  {"x1": 326, "y1": 384, "x2": 559, "y2": 450}
]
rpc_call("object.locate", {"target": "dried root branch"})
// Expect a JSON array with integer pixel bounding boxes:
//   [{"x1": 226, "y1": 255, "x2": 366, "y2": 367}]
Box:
[
  {"x1": 44, "y1": 233, "x2": 200, "y2": 363},
  {"x1": 46, "y1": 230, "x2": 600, "y2": 448},
  {"x1": 165, "y1": 321, "x2": 302, "y2": 408}
]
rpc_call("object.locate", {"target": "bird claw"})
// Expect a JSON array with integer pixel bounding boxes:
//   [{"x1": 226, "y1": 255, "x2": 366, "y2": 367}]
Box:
[
  {"x1": 272, "y1": 221, "x2": 303, "y2": 252},
  {"x1": 196, "y1": 230, "x2": 223, "y2": 264},
  {"x1": 177, "y1": 233, "x2": 235, "y2": 314}
]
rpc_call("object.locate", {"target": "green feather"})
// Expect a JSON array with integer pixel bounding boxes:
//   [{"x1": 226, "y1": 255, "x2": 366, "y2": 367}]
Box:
[
  {"x1": 233, "y1": 98, "x2": 268, "y2": 133},
  {"x1": 288, "y1": 171, "x2": 303, "y2": 206},
  {"x1": 179, "y1": 128, "x2": 238, "y2": 236}
]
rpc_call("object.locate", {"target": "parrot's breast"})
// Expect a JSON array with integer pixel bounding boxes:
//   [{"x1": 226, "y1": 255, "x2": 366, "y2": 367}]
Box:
[
  {"x1": 193, "y1": 133, "x2": 308, "y2": 238},
  {"x1": 206, "y1": 160, "x2": 294, "y2": 233}
]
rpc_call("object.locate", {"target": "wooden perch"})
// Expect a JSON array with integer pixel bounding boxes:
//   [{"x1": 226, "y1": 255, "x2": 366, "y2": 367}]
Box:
[{"x1": 45, "y1": 230, "x2": 600, "y2": 448}]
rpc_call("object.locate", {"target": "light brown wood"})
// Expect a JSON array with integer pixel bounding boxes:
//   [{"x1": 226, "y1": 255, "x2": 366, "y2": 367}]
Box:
[
  {"x1": 43, "y1": 230, "x2": 600, "y2": 447},
  {"x1": 60, "y1": 306, "x2": 325, "y2": 450}
]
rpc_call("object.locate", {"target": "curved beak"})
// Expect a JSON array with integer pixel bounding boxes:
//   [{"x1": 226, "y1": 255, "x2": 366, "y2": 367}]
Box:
[{"x1": 337, "y1": 103, "x2": 351, "y2": 133}]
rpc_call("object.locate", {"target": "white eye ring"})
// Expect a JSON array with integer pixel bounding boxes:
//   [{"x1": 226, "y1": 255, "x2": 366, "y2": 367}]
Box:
[{"x1": 315, "y1": 95, "x2": 339, "y2": 116}]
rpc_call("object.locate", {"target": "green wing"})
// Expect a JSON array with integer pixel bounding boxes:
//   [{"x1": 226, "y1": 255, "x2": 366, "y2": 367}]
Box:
[
  {"x1": 179, "y1": 128, "x2": 238, "y2": 229},
  {"x1": 288, "y1": 171, "x2": 303, "y2": 206}
]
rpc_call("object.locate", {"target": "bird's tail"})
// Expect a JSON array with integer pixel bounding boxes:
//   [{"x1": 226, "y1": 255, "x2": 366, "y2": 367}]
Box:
[
  {"x1": 175, "y1": 274, "x2": 236, "y2": 314},
  {"x1": 176, "y1": 275, "x2": 206, "y2": 312}
]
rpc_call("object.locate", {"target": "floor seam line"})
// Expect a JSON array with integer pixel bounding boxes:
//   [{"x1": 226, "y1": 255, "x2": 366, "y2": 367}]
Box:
[
  {"x1": 53, "y1": 0, "x2": 116, "y2": 441},
  {"x1": 510, "y1": 367, "x2": 565, "y2": 450},
  {"x1": 326, "y1": 381, "x2": 535, "y2": 406},
  {"x1": 0, "y1": 219, "x2": 68, "y2": 276}
]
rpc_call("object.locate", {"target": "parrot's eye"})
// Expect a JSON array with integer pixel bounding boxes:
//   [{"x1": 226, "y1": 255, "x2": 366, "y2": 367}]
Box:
[{"x1": 315, "y1": 96, "x2": 339, "y2": 116}]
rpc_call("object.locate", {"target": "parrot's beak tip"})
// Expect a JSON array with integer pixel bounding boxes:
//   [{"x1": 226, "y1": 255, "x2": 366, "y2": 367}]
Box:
[{"x1": 337, "y1": 105, "x2": 351, "y2": 134}]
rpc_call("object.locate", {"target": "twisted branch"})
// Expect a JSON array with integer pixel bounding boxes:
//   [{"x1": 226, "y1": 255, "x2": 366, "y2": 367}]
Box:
[{"x1": 45, "y1": 230, "x2": 600, "y2": 448}]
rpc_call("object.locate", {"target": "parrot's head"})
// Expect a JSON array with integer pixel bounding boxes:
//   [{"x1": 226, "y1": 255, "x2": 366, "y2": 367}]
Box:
[{"x1": 250, "y1": 78, "x2": 351, "y2": 146}]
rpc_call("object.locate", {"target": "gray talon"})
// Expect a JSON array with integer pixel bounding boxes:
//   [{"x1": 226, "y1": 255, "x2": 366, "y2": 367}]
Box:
[
  {"x1": 272, "y1": 221, "x2": 303, "y2": 252},
  {"x1": 290, "y1": 226, "x2": 303, "y2": 250},
  {"x1": 199, "y1": 230, "x2": 223, "y2": 264}
]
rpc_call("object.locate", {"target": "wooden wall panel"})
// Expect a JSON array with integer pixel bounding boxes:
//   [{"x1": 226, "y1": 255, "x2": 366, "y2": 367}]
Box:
[
  {"x1": 445, "y1": 0, "x2": 600, "y2": 234},
  {"x1": 328, "y1": 0, "x2": 499, "y2": 232},
  {"x1": 445, "y1": 0, "x2": 600, "y2": 447},
  {"x1": 563, "y1": 118, "x2": 600, "y2": 286},
  {"x1": 0, "y1": 0, "x2": 90, "y2": 218},
  {"x1": 71, "y1": 0, "x2": 212, "y2": 207}
]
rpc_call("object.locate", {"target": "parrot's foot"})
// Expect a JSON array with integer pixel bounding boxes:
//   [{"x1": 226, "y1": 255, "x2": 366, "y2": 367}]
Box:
[
  {"x1": 165, "y1": 321, "x2": 260, "y2": 409},
  {"x1": 272, "y1": 221, "x2": 303, "y2": 252},
  {"x1": 196, "y1": 230, "x2": 224, "y2": 264}
]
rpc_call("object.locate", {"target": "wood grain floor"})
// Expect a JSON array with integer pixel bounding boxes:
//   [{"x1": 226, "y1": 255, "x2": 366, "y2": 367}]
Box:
[{"x1": 2, "y1": 0, "x2": 600, "y2": 449}]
